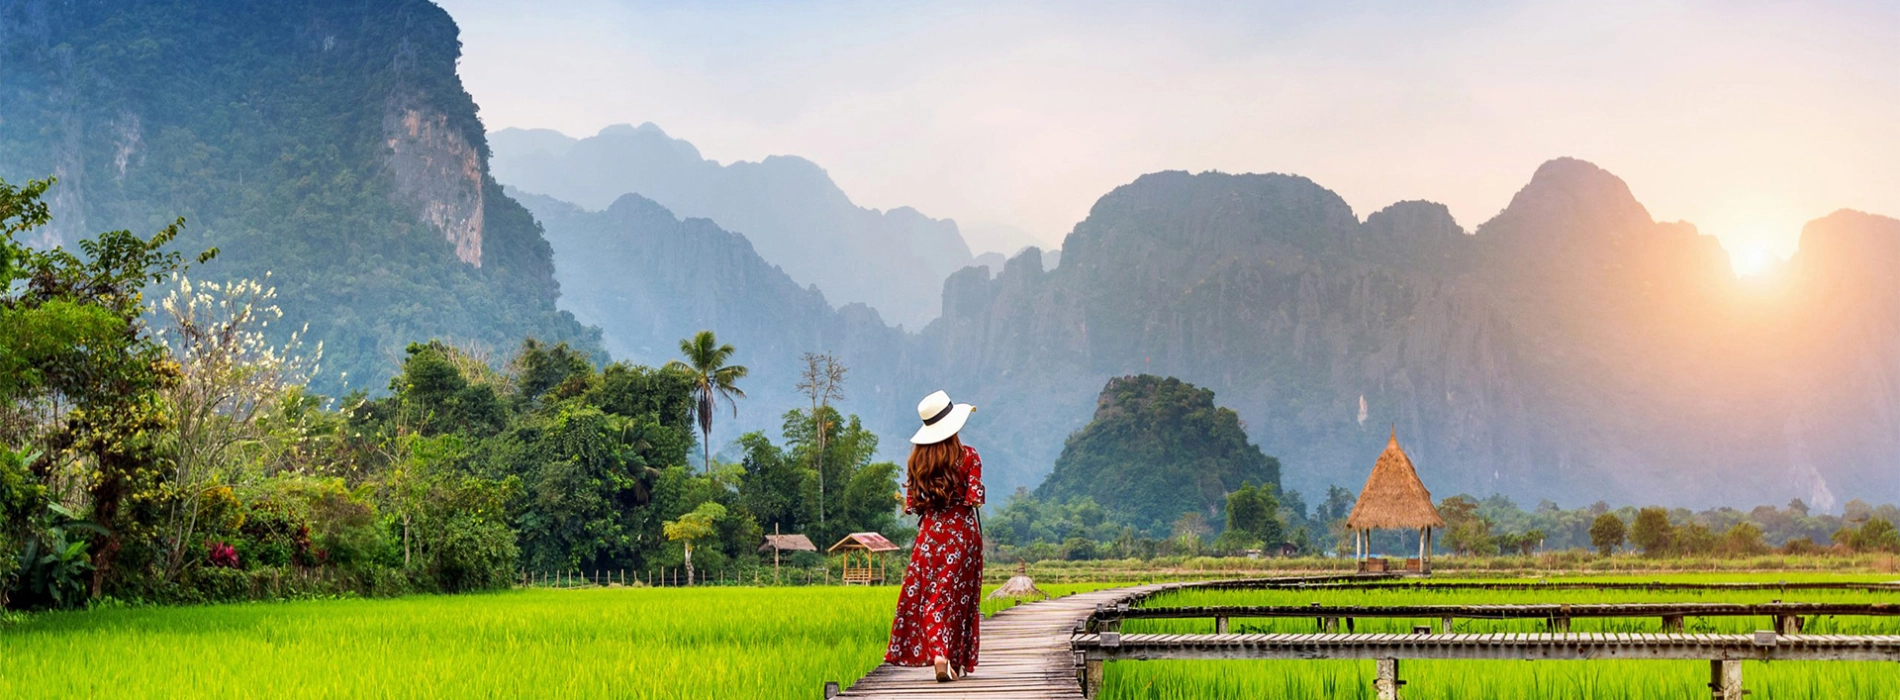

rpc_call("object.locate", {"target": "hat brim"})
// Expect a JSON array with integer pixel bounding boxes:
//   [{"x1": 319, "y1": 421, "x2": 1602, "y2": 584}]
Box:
[{"x1": 909, "y1": 403, "x2": 974, "y2": 445}]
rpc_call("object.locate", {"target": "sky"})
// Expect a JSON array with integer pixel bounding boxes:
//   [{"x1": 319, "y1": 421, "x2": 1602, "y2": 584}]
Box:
[{"x1": 435, "y1": 0, "x2": 1900, "y2": 267}]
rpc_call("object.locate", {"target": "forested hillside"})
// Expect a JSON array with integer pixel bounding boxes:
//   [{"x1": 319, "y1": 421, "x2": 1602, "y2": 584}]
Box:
[
  {"x1": 0, "y1": 0, "x2": 600, "y2": 392},
  {"x1": 1036, "y1": 376, "x2": 1281, "y2": 535}
]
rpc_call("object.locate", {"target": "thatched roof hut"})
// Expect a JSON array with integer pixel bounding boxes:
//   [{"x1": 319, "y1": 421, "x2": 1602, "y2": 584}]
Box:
[
  {"x1": 1345, "y1": 429, "x2": 1443, "y2": 573},
  {"x1": 1346, "y1": 430, "x2": 1445, "y2": 531},
  {"x1": 757, "y1": 534, "x2": 817, "y2": 554}
]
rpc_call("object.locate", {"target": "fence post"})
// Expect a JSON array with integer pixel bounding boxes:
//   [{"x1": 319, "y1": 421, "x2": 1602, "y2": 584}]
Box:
[
  {"x1": 1710, "y1": 659, "x2": 1743, "y2": 700},
  {"x1": 1374, "y1": 658, "x2": 1403, "y2": 700}
]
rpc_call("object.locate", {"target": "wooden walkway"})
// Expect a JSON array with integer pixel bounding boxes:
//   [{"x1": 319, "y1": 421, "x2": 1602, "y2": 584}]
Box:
[
  {"x1": 831, "y1": 583, "x2": 1179, "y2": 700},
  {"x1": 830, "y1": 574, "x2": 1371, "y2": 699},
  {"x1": 1073, "y1": 631, "x2": 1900, "y2": 662}
]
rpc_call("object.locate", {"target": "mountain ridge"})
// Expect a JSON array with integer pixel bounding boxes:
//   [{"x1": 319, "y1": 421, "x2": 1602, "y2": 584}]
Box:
[{"x1": 489, "y1": 123, "x2": 974, "y2": 329}]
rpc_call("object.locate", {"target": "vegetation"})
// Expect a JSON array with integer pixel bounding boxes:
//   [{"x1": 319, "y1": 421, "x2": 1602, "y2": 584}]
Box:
[
  {"x1": 1106, "y1": 576, "x2": 1900, "y2": 699},
  {"x1": 0, "y1": 1, "x2": 602, "y2": 396},
  {"x1": 0, "y1": 176, "x2": 901, "y2": 609},
  {"x1": 667, "y1": 330, "x2": 749, "y2": 474},
  {"x1": 1036, "y1": 375, "x2": 1281, "y2": 535}
]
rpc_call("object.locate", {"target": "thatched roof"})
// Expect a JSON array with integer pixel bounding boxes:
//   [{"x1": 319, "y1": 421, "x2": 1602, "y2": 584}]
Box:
[
  {"x1": 1345, "y1": 430, "x2": 1445, "y2": 531},
  {"x1": 827, "y1": 532, "x2": 900, "y2": 553},
  {"x1": 758, "y1": 534, "x2": 817, "y2": 553}
]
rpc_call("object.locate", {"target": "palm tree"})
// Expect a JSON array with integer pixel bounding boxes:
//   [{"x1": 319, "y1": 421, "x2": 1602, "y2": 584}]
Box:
[{"x1": 666, "y1": 331, "x2": 748, "y2": 473}]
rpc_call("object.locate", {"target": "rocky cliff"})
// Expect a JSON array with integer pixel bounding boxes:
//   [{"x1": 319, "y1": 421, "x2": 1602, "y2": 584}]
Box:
[{"x1": 0, "y1": 0, "x2": 600, "y2": 389}]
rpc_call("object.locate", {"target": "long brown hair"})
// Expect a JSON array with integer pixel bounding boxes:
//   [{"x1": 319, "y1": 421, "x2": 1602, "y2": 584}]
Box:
[{"x1": 907, "y1": 434, "x2": 965, "y2": 511}]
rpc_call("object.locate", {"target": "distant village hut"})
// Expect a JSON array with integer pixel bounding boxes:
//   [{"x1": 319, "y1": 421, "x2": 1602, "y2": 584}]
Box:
[
  {"x1": 828, "y1": 532, "x2": 900, "y2": 585},
  {"x1": 1345, "y1": 430, "x2": 1445, "y2": 574},
  {"x1": 758, "y1": 529, "x2": 816, "y2": 583}
]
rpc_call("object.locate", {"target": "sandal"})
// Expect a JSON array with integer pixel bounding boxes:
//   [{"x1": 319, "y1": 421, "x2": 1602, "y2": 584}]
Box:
[{"x1": 933, "y1": 657, "x2": 952, "y2": 682}]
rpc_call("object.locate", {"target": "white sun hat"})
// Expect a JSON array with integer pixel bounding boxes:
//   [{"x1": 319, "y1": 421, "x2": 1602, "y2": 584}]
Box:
[{"x1": 909, "y1": 390, "x2": 975, "y2": 445}]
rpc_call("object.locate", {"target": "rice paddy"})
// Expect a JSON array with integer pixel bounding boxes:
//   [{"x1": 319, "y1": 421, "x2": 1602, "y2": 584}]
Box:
[
  {"x1": 1105, "y1": 574, "x2": 1900, "y2": 699},
  {"x1": 2, "y1": 574, "x2": 1894, "y2": 698},
  {"x1": 0, "y1": 582, "x2": 1107, "y2": 699}
]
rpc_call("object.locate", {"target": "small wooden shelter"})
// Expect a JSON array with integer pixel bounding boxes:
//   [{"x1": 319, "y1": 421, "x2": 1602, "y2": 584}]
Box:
[
  {"x1": 758, "y1": 529, "x2": 816, "y2": 583},
  {"x1": 828, "y1": 532, "x2": 900, "y2": 585},
  {"x1": 1345, "y1": 429, "x2": 1445, "y2": 574}
]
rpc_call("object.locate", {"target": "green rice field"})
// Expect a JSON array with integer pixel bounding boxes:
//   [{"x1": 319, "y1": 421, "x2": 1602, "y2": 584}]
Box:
[
  {"x1": 1, "y1": 575, "x2": 1894, "y2": 698},
  {"x1": 0, "y1": 583, "x2": 1105, "y2": 699},
  {"x1": 1108, "y1": 574, "x2": 1900, "y2": 700}
]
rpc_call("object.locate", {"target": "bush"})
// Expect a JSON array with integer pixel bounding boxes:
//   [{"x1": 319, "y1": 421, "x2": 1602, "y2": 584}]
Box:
[{"x1": 422, "y1": 516, "x2": 518, "y2": 593}]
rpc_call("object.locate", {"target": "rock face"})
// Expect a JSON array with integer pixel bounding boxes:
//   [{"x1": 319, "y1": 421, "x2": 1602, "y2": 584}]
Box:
[
  {"x1": 527, "y1": 158, "x2": 1900, "y2": 508},
  {"x1": 489, "y1": 124, "x2": 974, "y2": 329},
  {"x1": 0, "y1": 0, "x2": 600, "y2": 389},
  {"x1": 386, "y1": 107, "x2": 485, "y2": 267}
]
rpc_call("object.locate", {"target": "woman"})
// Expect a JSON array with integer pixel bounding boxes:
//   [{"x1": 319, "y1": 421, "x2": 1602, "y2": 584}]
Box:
[{"x1": 885, "y1": 390, "x2": 986, "y2": 682}]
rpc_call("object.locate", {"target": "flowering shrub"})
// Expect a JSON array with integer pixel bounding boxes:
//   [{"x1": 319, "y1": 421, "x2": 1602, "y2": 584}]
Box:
[{"x1": 207, "y1": 541, "x2": 240, "y2": 568}]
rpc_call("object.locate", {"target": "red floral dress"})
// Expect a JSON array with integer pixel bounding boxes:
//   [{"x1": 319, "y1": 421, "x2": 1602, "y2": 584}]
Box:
[{"x1": 885, "y1": 444, "x2": 986, "y2": 673}]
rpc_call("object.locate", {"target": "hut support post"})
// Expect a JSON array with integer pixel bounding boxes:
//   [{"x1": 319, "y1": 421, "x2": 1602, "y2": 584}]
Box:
[
  {"x1": 1417, "y1": 527, "x2": 1426, "y2": 569},
  {"x1": 1374, "y1": 658, "x2": 1403, "y2": 700},
  {"x1": 1710, "y1": 659, "x2": 1743, "y2": 700}
]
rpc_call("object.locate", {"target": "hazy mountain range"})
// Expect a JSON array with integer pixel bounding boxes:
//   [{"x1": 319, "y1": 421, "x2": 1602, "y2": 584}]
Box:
[
  {"x1": 8, "y1": 0, "x2": 1899, "y2": 511},
  {"x1": 489, "y1": 124, "x2": 974, "y2": 329},
  {"x1": 519, "y1": 154, "x2": 1900, "y2": 509}
]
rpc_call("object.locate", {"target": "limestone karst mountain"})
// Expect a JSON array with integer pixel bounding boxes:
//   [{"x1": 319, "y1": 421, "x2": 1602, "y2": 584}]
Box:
[
  {"x1": 489, "y1": 124, "x2": 974, "y2": 329},
  {"x1": 529, "y1": 156, "x2": 1900, "y2": 507},
  {"x1": 0, "y1": 0, "x2": 600, "y2": 390}
]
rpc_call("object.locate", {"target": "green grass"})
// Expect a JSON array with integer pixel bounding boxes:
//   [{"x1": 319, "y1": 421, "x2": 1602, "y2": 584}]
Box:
[
  {"x1": 3, "y1": 574, "x2": 1894, "y2": 698},
  {"x1": 0, "y1": 582, "x2": 1111, "y2": 699},
  {"x1": 1106, "y1": 574, "x2": 1900, "y2": 699}
]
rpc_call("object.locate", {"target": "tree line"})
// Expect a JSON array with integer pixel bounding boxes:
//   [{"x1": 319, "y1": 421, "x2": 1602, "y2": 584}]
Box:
[
  {"x1": 987, "y1": 479, "x2": 1900, "y2": 562},
  {"x1": 1, "y1": 177, "x2": 896, "y2": 609}
]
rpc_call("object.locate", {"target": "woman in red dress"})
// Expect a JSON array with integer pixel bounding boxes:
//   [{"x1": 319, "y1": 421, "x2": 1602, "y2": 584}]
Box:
[{"x1": 885, "y1": 390, "x2": 985, "y2": 682}]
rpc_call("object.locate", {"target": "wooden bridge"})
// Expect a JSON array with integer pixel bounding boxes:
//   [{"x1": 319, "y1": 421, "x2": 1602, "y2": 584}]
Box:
[
  {"x1": 827, "y1": 575, "x2": 1900, "y2": 699},
  {"x1": 828, "y1": 575, "x2": 1364, "y2": 699},
  {"x1": 1098, "y1": 601, "x2": 1900, "y2": 634},
  {"x1": 1072, "y1": 630, "x2": 1900, "y2": 699}
]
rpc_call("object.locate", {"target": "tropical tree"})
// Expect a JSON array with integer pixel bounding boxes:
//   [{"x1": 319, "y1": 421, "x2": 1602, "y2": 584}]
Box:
[
  {"x1": 666, "y1": 331, "x2": 748, "y2": 474},
  {"x1": 663, "y1": 501, "x2": 726, "y2": 585},
  {"x1": 795, "y1": 352, "x2": 846, "y2": 526},
  {"x1": 1630, "y1": 507, "x2": 1675, "y2": 556},
  {"x1": 1590, "y1": 513, "x2": 1626, "y2": 556}
]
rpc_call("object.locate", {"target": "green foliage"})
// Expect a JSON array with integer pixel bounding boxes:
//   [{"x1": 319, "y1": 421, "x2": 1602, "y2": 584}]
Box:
[
  {"x1": 729, "y1": 408, "x2": 900, "y2": 549},
  {"x1": 1631, "y1": 506, "x2": 1674, "y2": 556},
  {"x1": 0, "y1": 2, "x2": 603, "y2": 393},
  {"x1": 1589, "y1": 513, "x2": 1626, "y2": 555},
  {"x1": 1840, "y1": 518, "x2": 1900, "y2": 554},
  {"x1": 1440, "y1": 495, "x2": 1498, "y2": 556},
  {"x1": 1037, "y1": 375, "x2": 1280, "y2": 535},
  {"x1": 666, "y1": 331, "x2": 749, "y2": 474},
  {"x1": 1214, "y1": 482, "x2": 1285, "y2": 553}
]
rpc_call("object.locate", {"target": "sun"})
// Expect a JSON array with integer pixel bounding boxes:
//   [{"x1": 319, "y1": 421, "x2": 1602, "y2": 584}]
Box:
[{"x1": 1729, "y1": 247, "x2": 1775, "y2": 278}]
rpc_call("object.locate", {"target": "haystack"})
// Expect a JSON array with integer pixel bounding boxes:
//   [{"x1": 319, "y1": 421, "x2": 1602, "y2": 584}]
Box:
[
  {"x1": 1346, "y1": 429, "x2": 1444, "y2": 572},
  {"x1": 986, "y1": 561, "x2": 1049, "y2": 602}
]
